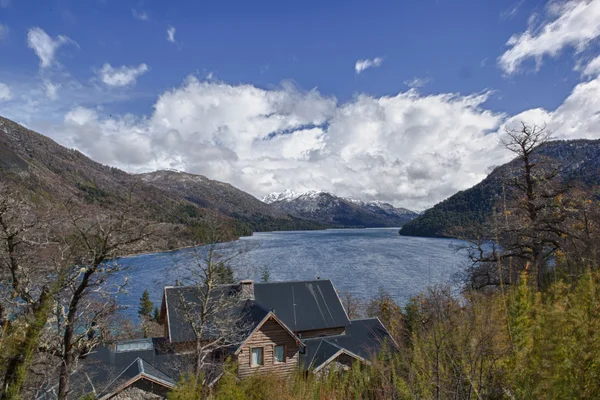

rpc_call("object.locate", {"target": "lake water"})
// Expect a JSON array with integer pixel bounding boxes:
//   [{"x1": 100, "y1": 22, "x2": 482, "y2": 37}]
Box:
[{"x1": 114, "y1": 228, "x2": 469, "y2": 318}]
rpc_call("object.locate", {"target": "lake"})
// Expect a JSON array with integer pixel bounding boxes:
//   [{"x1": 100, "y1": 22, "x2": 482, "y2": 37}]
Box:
[{"x1": 114, "y1": 228, "x2": 469, "y2": 318}]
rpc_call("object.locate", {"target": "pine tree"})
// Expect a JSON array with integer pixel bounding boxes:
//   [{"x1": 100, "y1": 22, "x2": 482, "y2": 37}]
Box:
[
  {"x1": 260, "y1": 267, "x2": 270, "y2": 282},
  {"x1": 138, "y1": 289, "x2": 154, "y2": 318}
]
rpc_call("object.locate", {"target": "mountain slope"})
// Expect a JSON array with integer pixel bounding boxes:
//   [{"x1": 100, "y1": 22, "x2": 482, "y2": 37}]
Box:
[
  {"x1": 0, "y1": 116, "x2": 322, "y2": 252},
  {"x1": 264, "y1": 190, "x2": 418, "y2": 228},
  {"x1": 139, "y1": 171, "x2": 326, "y2": 232},
  {"x1": 0, "y1": 116, "x2": 245, "y2": 250},
  {"x1": 400, "y1": 139, "x2": 600, "y2": 238}
]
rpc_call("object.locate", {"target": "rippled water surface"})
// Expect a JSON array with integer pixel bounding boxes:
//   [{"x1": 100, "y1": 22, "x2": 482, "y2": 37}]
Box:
[{"x1": 114, "y1": 228, "x2": 469, "y2": 317}]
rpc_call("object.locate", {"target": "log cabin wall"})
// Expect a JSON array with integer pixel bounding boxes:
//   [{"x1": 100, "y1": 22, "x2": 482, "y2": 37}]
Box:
[{"x1": 237, "y1": 317, "x2": 300, "y2": 378}]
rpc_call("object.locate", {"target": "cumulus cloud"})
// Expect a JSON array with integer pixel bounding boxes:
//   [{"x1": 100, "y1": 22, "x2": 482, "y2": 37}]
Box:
[
  {"x1": 27, "y1": 27, "x2": 76, "y2": 68},
  {"x1": 98, "y1": 63, "x2": 149, "y2": 87},
  {"x1": 404, "y1": 76, "x2": 432, "y2": 88},
  {"x1": 0, "y1": 24, "x2": 8, "y2": 40},
  {"x1": 50, "y1": 72, "x2": 600, "y2": 210},
  {"x1": 54, "y1": 78, "x2": 508, "y2": 210},
  {"x1": 499, "y1": 0, "x2": 600, "y2": 74},
  {"x1": 0, "y1": 83, "x2": 12, "y2": 101},
  {"x1": 167, "y1": 26, "x2": 176, "y2": 43},
  {"x1": 355, "y1": 57, "x2": 383, "y2": 74}
]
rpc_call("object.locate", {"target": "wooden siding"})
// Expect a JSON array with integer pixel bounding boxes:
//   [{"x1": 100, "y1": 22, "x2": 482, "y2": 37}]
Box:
[
  {"x1": 298, "y1": 326, "x2": 345, "y2": 339},
  {"x1": 237, "y1": 317, "x2": 300, "y2": 378}
]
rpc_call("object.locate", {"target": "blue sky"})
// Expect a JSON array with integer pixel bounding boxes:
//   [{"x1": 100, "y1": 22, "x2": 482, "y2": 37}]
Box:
[{"x1": 1, "y1": 0, "x2": 600, "y2": 209}]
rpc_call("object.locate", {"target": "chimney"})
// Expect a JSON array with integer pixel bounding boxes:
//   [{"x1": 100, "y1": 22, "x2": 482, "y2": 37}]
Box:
[{"x1": 239, "y1": 280, "x2": 254, "y2": 300}]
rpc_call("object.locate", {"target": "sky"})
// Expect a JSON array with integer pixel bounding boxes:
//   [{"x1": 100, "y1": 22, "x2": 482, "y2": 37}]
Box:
[{"x1": 1, "y1": 0, "x2": 600, "y2": 210}]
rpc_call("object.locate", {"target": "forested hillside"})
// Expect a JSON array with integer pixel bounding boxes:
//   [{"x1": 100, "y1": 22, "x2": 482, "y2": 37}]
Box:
[
  {"x1": 400, "y1": 139, "x2": 600, "y2": 238},
  {"x1": 140, "y1": 171, "x2": 326, "y2": 233},
  {"x1": 0, "y1": 116, "x2": 323, "y2": 252}
]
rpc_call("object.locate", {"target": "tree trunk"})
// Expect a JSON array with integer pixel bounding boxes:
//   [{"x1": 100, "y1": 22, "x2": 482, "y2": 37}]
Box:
[
  {"x1": 58, "y1": 267, "x2": 95, "y2": 400},
  {"x1": 58, "y1": 311, "x2": 76, "y2": 400},
  {"x1": 1, "y1": 288, "x2": 52, "y2": 400},
  {"x1": 533, "y1": 242, "x2": 545, "y2": 290}
]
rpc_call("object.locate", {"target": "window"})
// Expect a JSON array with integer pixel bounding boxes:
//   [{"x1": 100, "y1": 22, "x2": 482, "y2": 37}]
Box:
[
  {"x1": 251, "y1": 347, "x2": 263, "y2": 366},
  {"x1": 274, "y1": 344, "x2": 285, "y2": 363},
  {"x1": 116, "y1": 339, "x2": 154, "y2": 353}
]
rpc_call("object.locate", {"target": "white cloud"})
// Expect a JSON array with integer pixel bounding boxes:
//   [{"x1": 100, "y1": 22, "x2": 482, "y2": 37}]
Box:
[
  {"x1": 53, "y1": 78, "x2": 509, "y2": 210},
  {"x1": 49, "y1": 74, "x2": 600, "y2": 210},
  {"x1": 500, "y1": 0, "x2": 524, "y2": 20},
  {"x1": 27, "y1": 27, "x2": 76, "y2": 68},
  {"x1": 98, "y1": 63, "x2": 149, "y2": 87},
  {"x1": 499, "y1": 0, "x2": 600, "y2": 74},
  {"x1": 355, "y1": 57, "x2": 383, "y2": 74},
  {"x1": 582, "y1": 55, "x2": 600, "y2": 77},
  {"x1": 0, "y1": 24, "x2": 8, "y2": 40},
  {"x1": 0, "y1": 83, "x2": 12, "y2": 101},
  {"x1": 43, "y1": 80, "x2": 60, "y2": 100},
  {"x1": 404, "y1": 77, "x2": 432, "y2": 88},
  {"x1": 167, "y1": 26, "x2": 176, "y2": 43},
  {"x1": 132, "y1": 9, "x2": 149, "y2": 21}
]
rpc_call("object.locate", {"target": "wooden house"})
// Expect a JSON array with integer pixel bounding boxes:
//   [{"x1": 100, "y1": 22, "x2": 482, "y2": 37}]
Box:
[{"x1": 63, "y1": 279, "x2": 394, "y2": 399}]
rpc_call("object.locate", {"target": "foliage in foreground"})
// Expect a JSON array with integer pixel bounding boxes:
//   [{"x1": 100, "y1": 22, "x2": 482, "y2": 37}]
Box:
[{"x1": 169, "y1": 269, "x2": 600, "y2": 400}]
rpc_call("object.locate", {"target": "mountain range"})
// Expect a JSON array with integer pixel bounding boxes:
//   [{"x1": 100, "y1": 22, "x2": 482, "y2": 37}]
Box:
[
  {"x1": 0, "y1": 116, "x2": 417, "y2": 254},
  {"x1": 400, "y1": 139, "x2": 600, "y2": 238},
  {"x1": 0, "y1": 116, "x2": 327, "y2": 252},
  {"x1": 263, "y1": 190, "x2": 418, "y2": 228}
]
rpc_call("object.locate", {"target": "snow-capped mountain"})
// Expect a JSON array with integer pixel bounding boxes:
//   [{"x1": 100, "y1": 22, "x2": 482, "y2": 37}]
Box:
[
  {"x1": 263, "y1": 190, "x2": 418, "y2": 228},
  {"x1": 262, "y1": 189, "x2": 325, "y2": 204}
]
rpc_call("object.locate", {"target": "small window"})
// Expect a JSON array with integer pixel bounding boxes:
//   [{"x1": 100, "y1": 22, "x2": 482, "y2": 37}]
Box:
[
  {"x1": 251, "y1": 347, "x2": 263, "y2": 366},
  {"x1": 116, "y1": 339, "x2": 154, "y2": 353},
  {"x1": 274, "y1": 344, "x2": 285, "y2": 363}
]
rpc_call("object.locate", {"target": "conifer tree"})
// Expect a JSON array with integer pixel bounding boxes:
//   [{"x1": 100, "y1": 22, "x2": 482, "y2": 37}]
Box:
[
  {"x1": 138, "y1": 289, "x2": 154, "y2": 318},
  {"x1": 260, "y1": 267, "x2": 270, "y2": 283}
]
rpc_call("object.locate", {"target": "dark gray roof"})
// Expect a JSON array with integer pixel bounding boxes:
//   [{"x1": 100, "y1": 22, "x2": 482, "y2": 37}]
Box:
[
  {"x1": 138, "y1": 359, "x2": 177, "y2": 386},
  {"x1": 300, "y1": 340, "x2": 342, "y2": 370},
  {"x1": 254, "y1": 280, "x2": 350, "y2": 332},
  {"x1": 95, "y1": 357, "x2": 176, "y2": 399},
  {"x1": 60, "y1": 338, "x2": 189, "y2": 399},
  {"x1": 164, "y1": 285, "x2": 269, "y2": 343},
  {"x1": 300, "y1": 318, "x2": 394, "y2": 370}
]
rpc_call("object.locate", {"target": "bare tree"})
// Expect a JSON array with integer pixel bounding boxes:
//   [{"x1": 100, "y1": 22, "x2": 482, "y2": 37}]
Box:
[
  {"x1": 173, "y1": 216, "x2": 252, "y2": 397},
  {"x1": 366, "y1": 288, "x2": 404, "y2": 343},
  {"x1": 340, "y1": 291, "x2": 363, "y2": 320},
  {"x1": 0, "y1": 185, "x2": 64, "y2": 400},
  {"x1": 49, "y1": 189, "x2": 154, "y2": 400},
  {"x1": 463, "y1": 123, "x2": 572, "y2": 290}
]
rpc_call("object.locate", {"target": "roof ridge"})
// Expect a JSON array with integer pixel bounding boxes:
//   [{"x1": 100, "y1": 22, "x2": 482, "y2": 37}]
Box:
[
  {"x1": 137, "y1": 357, "x2": 176, "y2": 384},
  {"x1": 102, "y1": 357, "x2": 143, "y2": 394},
  {"x1": 247, "y1": 299, "x2": 271, "y2": 313},
  {"x1": 255, "y1": 279, "x2": 333, "y2": 285},
  {"x1": 322, "y1": 338, "x2": 344, "y2": 351},
  {"x1": 308, "y1": 339, "x2": 324, "y2": 368},
  {"x1": 349, "y1": 317, "x2": 380, "y2": 322}
]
